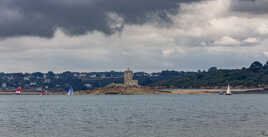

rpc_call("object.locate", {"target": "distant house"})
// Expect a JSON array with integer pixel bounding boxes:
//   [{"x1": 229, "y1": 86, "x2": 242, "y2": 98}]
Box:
[
  {"x1": 84, "y1": 83, "x2": 92, "y2": 88},
  {"x1": 79, "y1": 73, "x2": 87, "y2": 78},
  {"x1": 44, "y1": 79, "x2": 51, "y2": 83},
  {"x1": 89, "y1": 74, "x2": 97, "y2": 78},
  {"x1": 100, "y1": 74, "x2": 106, "y2": 79},
  {"x1": 1, "y1": 83, "x2": 7, "y2": 88},
  {"x1": 151, "y1": 73, "x2": 160, "y2": 77},
  {"x1": 55, "y1": 75, "x2": 60, "y2": 79},
  {"x1": 30, "y1": 82, "x2": 37, "y2": 86},
  {"x1": 24, "y1": 77, "x2": 30, "y2": 81},
  {"x1": 7, "y1": 76, "x2": 14, "y2": 80},
  {"x1": 73, "y1": 73, "x2": 79, "y2": 77}
]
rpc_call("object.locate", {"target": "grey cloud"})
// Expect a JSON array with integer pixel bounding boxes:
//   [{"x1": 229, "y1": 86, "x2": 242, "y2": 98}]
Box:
[
  {"x1": 0, "y1": 0, "x2": 204, "y2": 38},
  {"x1": 231, "y1": 0, "x2": 268, "y2": 14},
  {"x1": 0, "y1": 0, "x2": 268, "y2": 72}
]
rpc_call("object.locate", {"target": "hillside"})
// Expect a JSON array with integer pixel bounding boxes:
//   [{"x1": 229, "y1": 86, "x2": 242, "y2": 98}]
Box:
[{"x1": 152, "y1": 61, "x2": 268, "y2": 89}]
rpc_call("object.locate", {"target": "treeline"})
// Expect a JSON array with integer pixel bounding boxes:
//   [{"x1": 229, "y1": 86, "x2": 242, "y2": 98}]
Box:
[
  {"x1": 0, "y1": 70, "x2": 192, "y2": 91},
  {"x1": 1, "y1": 61, "x2": 267, "y2": 90},
  {"x1": 152, "y1": 61, "x2": 268, "y2": 89}
]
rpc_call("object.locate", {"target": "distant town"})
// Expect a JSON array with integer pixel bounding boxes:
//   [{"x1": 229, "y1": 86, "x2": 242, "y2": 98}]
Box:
[
  {"x1": 0, "y1": 61, "x2": 267, "y2": 91},
  {"x1": 0, "y1": 70, "x2": 190, "y2": 91}
]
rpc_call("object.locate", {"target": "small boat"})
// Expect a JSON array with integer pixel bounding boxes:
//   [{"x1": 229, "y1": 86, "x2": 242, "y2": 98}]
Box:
[
  {"x1": 67, "y1": 88, "x2": 73, "y2": 96},
  {"x1": 41, "y1": 88, "x2": 44, "y2": 96},
  {"x1": 16, "y1": 87, "x2": 21, "y2": 96},
  {"x1": 225, "y1": 84, "x2": 232, "y2": 95}
]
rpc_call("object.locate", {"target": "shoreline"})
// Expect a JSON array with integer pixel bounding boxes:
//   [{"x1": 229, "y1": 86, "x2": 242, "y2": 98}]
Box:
[
  {"x1": 161, "y1": 88, "x2": 268, "y2": 95},
  {"x1": 0, "y1": 88, "x2": 267, "y2": 95}
]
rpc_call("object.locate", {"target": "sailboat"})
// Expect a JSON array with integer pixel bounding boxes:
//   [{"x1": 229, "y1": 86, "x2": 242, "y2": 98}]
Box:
[
  {"x1": 41, "y1": 88, "x2": 44, "y2": 96},
  {"x1": 67, "y1": 88, "x2": 73, "y2": 96},
  {"x1": 226, "y1": 84, "x2": 232, "y2": 95},
  {"x1": 16, "y1": 87, "x2": 21, "y2": 96}
]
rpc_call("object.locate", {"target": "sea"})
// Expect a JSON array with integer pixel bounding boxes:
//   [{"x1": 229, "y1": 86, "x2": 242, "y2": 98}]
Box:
[{"x1": 0, "y1": 94, "x2": 268, "y2": 137}]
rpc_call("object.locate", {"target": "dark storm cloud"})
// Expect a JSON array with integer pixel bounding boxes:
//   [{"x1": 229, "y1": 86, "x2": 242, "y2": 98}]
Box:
[
  {"x1": 0, "y1": 0, "x2": 203, "y2": 38},
  {"x1": 231, "y1": 0, "x2": 268, "y2": 14}
]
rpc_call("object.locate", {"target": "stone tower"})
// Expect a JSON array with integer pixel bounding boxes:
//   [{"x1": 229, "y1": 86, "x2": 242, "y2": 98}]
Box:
[{"x1": 124, "y1": 68, "x2": 138, "y2": 86}]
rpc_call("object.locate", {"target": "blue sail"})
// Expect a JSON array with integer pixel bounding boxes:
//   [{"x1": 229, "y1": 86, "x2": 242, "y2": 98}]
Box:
[{"x1": 68, "y1": 88, "x2": 73, "y2": 96}]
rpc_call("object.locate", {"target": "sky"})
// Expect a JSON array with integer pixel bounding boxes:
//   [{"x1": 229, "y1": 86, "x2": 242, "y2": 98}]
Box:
[{"x1": 0, "y1": 0, "x2": 268, "y2": 72}]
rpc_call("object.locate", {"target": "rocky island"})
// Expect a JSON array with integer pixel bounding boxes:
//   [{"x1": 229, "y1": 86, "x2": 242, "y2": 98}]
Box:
[
  {"x1": 77, "y1": 85, "x2": 166, "y2": 95},
  {"x1": 76, "y1": 68, "x2": 170, "y2": 95}
]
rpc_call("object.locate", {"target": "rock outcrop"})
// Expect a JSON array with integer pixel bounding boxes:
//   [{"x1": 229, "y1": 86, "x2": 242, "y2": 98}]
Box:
[{"x1": 78, "y1": 84, "x2": 168, "y2": 95}]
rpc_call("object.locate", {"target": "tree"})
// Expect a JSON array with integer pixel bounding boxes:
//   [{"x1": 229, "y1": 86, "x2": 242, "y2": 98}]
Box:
[
  {"x1": 264, "y1": 61, "x2": 268, "y2": 69},
  {"x1": 249, "y1": 61, "x2": 263, "y2": 72},
  {"x1": 32, "y1": 72, "x2": 43, "y2": 78},
  {"x1": 47, "y1": 71, "x2": 55, "y2": 78},
  {"x1": 208, "y1": 67, "x2": 217, "y2": 72}
]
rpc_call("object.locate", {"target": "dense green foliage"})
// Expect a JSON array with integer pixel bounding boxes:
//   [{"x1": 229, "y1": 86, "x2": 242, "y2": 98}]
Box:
[{"x1": 153, "y1": 61, "x2": 268, "y2": 88}]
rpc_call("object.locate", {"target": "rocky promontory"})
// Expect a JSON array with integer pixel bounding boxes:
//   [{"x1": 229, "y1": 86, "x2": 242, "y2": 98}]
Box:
[{"x1": 77, "y1": 84, "x2": 169, "y2": 95}]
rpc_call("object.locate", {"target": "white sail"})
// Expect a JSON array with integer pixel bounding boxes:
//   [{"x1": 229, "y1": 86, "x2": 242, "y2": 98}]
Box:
[
  {"x1": 67, "y1": 88, "x2": 73, "y2": 96},
  {"x1": 226, "y1": 84, "x2": 232, "y2": 95}
]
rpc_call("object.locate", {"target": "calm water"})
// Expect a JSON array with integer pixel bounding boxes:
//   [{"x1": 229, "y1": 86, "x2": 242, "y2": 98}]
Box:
[{"x1": 1, "y1": 95, "x2": 268, "y2": 137}]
